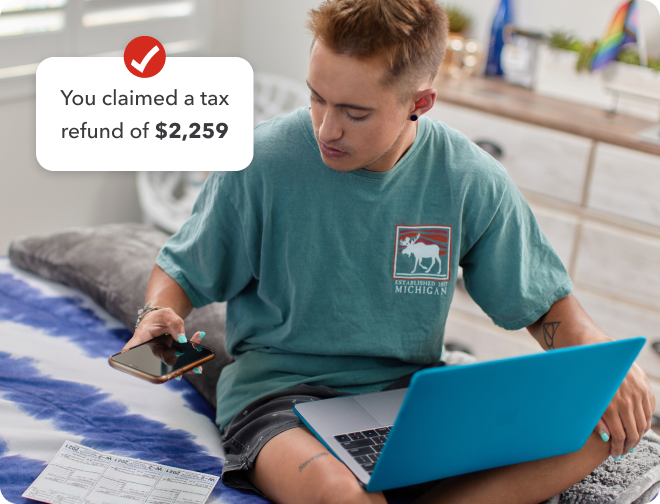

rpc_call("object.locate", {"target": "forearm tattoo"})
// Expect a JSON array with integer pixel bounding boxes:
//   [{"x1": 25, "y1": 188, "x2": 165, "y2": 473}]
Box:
[
  {"x1": 299, "y1": 452, "x2": 329, "y2": 472},
  {"x1": 543, "y1": 321, "x2": 561, "y2": 349}
]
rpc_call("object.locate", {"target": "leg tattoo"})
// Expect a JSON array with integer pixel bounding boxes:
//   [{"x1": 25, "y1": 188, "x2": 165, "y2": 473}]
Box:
[{"x1": 299, "y1": 452, "x2": 329, "y2": 472}]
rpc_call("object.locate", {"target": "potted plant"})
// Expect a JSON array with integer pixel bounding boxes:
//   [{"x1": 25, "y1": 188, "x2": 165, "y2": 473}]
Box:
[
  {"x1": 439, "y1": 5, "x2": 473, "y2": 77},
  {"x1": 535, "y1": 29, "x2": 660, "y2": 121}
]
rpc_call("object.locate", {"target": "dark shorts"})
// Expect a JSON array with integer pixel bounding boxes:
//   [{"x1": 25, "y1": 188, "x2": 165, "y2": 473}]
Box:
[{"x1": 220, "y1": 363, "x2": 446, "y2": 501}]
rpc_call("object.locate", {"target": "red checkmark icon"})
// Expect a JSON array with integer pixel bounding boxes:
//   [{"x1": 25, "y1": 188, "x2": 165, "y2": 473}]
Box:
[{"x1": 124, "y1": 36, "x2": 166, "y2": 78}]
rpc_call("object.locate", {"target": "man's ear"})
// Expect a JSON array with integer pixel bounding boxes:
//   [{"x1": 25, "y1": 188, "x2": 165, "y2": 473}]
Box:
[{"x1": 411, "y1": 88, "x2": 437, "y2": 117}]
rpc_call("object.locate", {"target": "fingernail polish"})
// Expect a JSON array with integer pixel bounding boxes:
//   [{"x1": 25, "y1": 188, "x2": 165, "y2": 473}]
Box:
[
  {"x1": 199, "y1": 331, "x2": 206, "y2": 339},
  {"x1": 193, "y1": 367, "x2": 202, "y2": 374},
  {"x1": 175, "y1": 351, "x2": 185, "y2": 357},
  {"x1": 197, "y1": 346, "x2": 202, "y2": 352},
  {"x1": 177, "y1": 334, "x2": 187, "y2": 343},
  {"x1": 614, "y1": 456, "x2": 621, "y2": 461},
  {"x1": 631, "y1": 448, "x2": 636, "y2": 453},
  {"x1": 600, "y1": 432, "x2": 610, "y2": 442},
  {"x1": 175, "y1": 376, "x2": 182, "y2": 381}
]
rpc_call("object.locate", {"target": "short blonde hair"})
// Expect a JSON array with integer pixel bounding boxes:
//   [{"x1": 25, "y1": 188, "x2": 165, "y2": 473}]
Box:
[{"x1": 307, "y1": 0, "x2": 448, "y2": 94}]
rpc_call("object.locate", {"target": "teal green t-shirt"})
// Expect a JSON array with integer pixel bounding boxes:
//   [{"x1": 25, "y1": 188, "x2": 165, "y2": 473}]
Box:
[{"x1": 157, "y1": 107, "x2": 573, "y2": 430}]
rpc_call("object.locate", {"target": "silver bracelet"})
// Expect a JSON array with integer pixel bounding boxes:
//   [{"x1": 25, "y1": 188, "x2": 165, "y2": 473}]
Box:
[{"x1": 135, "y1": 301, "x2": 165, "y2": 330}]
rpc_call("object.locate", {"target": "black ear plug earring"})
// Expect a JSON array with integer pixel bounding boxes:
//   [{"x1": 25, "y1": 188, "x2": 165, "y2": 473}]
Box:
[{"x1": 410, "y1": 114, "x2": 418, "y2": 121}]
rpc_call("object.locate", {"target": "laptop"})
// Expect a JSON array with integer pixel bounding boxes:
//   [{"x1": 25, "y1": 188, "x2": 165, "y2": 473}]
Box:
[{"x1": 294, "y1": 337, "x2": 645, "y2": 492}]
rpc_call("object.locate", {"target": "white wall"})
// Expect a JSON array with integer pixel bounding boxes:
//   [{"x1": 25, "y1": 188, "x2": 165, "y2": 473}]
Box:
[
  {"x1": 1, "y1": 0, "x2": 659, "y2": 255},
  {"x1": 0, "y1": 96, "x2": 142, "y2": 254},
  {"x1": 0, "y1": 0, "x2": 242, "y2": 255},
  {"x1": 237, "y1": 0, "x2": 319, "y2": 83}
]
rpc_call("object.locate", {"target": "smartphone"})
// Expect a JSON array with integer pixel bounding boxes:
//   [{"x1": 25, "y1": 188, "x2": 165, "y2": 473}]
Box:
[{"x1": 108, "y1": 334, "x2": 215, "y2": 383}]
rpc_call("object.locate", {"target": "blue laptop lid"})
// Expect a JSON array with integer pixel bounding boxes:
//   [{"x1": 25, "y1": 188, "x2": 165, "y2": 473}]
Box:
[{"x1": 367, "y1": 337, "x2": 645, "y2": 492}]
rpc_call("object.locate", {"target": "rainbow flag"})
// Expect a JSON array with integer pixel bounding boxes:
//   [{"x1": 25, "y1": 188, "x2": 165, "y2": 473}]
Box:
[{"x1": 591, "y1": 0, "x2": 639, "y2": 71}]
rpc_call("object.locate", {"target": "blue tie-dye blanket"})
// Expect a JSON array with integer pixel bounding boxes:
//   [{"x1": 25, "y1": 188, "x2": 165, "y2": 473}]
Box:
[{"x1": 0, "y1": 257, "x2": 267, "y2": 504}]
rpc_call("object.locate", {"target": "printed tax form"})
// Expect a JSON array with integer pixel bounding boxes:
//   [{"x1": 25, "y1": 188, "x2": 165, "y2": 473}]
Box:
[{"x1": 22, "y1": 441, "x2": 218, "y2": 504}]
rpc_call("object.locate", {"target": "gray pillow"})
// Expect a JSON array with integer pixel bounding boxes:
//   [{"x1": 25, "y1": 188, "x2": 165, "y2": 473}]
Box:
[{"x1": 8, "y1": 223, "x2": 232, "y2": 409}]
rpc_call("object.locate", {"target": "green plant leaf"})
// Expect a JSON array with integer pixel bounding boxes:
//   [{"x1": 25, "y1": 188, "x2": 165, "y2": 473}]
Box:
[{"x1": 443, "y1": 4, "x2": 471, "y2": 33}]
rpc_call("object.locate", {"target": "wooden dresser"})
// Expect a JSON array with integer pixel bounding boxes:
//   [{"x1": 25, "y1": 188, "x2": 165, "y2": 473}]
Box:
[{"x1": 431, "y1": 77, "x2": 660, "y2": 413}]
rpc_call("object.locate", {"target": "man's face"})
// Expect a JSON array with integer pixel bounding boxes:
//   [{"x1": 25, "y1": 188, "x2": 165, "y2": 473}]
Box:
[{"x1": 307, "y1": 41, "x2": 414, "y2": 173}]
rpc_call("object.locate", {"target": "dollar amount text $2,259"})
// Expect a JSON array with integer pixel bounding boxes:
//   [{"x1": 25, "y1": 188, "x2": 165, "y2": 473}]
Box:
[{"x1": 155, "y1": 122, "x2": 228, "y2": 141}]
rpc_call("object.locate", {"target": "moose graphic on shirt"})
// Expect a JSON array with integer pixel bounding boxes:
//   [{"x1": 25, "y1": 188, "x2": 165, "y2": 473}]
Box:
[
  {"x1": 399, "y1": 234, "x2": 442, "y2": 274},
  {"x1": 393, "y1": 225, "x2": 451, "y2": 281}
]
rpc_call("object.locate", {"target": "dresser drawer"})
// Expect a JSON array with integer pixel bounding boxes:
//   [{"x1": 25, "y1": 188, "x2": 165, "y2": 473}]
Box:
[
  {"x1": 589, "y1": 143, "x2": 660, "y2": 228},
  {"x1": 428, "y1": 103, "x2": 592, "y2": 204},
  {"x1": 573, "y1": 223, "x2": 660, "y2": 311},
  {"x1": 575, "y1": 288, "x2": 660, "y2": 377}
]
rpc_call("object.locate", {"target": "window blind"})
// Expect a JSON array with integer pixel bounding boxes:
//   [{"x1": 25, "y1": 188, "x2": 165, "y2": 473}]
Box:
[{"x1": 0, "y1": 0, "x2": 211, "y2": 100}]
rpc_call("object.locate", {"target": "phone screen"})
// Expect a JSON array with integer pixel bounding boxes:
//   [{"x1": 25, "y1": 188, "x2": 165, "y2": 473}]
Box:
[{"x1": 110, "y1": 334, "x2": 214, "y2": 378}]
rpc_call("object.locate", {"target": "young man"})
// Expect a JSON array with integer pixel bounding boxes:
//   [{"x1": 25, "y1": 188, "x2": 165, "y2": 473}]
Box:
[{"x1": 124, "y1": 1, "x2": 655, "y2": 502}]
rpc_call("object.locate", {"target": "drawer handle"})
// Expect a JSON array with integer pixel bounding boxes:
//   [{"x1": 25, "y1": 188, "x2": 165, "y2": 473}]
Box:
[
  {"x1": 444, "y1": 342, "x2": 474, "y2": 355},
  {"x1": 652, "y1": 342, "x2": 660, "y2": 356},
  {"x1": 475, "y1": 140, "x2": 503, "y2": 160}
]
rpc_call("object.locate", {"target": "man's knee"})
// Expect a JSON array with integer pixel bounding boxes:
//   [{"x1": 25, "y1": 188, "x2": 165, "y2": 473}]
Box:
[{"x1": 249, "y1": 426, "x2": 383, "y2": 504}]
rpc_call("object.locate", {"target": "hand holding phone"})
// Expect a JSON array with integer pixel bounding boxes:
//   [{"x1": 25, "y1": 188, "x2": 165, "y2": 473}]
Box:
[{"x1": 109, "y1": 333, "x2": 215, "y2": 383}]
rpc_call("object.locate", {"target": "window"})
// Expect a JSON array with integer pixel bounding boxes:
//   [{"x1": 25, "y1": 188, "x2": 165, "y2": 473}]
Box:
[{"x1": 0, "y1": 0, "x2": 212, "y2": 101}]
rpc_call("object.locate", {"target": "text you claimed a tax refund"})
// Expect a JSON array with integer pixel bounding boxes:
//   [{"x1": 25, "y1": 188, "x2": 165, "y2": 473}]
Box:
[{"x1": 59, "y1": 89, "x2": 229, "y2": 107}]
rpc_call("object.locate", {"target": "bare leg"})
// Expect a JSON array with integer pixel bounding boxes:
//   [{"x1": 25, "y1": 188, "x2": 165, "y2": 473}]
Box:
[
  {"x1": 414, "y1": 431, "x2": 610, "y2": 504},
  {"x1": 249, "y1": 426, "x2": 387, "y2": 504}
]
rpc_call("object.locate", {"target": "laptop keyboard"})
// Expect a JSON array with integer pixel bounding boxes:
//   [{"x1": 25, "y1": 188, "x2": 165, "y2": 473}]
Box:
[{"x1": 334, "y1": 426, "x2": 392, "y2": 475}]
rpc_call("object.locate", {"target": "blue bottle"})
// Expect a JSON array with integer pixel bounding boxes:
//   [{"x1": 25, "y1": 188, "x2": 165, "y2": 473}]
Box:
[{"x1": 485, "y1": 0, "x2": 513, "y2": 76}]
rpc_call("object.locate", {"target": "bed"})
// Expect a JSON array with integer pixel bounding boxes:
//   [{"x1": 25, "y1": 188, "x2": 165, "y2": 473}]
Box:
[
  {"x1": 3, "y1": 224, "x2": 660, "y2": 504},
  {"x1": 0, "y1": 256, "x2": 268, "y2": 504}
]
